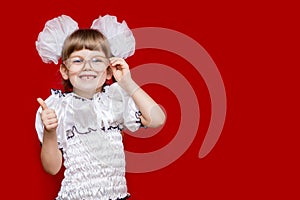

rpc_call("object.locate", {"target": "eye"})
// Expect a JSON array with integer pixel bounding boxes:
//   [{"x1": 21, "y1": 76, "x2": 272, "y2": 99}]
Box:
[
  {"x1": 70, "y1": 57, "x2": 84, "y2": 64},
  {"x1": 92, "y1": 57, "x2": 105, "y2": 63}
]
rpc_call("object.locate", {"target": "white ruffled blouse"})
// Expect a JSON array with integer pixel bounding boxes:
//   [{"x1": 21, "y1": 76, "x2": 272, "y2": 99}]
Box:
[{"x1": 35, "y1": 83, "x2": 142, "y2": 200}]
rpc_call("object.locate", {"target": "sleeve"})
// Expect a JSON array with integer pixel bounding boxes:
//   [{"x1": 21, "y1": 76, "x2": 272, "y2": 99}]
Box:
[
  {"x1": 35, "y1": 89, "x2": 65, "y2": 149},
  {"x1": 107, "y1": 83, "x2": 143, "y2": 132}
]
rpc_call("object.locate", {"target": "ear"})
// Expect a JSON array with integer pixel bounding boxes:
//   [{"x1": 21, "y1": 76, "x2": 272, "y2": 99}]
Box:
[
  {"x1": 106, "y1": 67, "x2": 113, "y2": 80},
  {"x1": 60, "y1": 64, "x2": 69, "y2": 80}
]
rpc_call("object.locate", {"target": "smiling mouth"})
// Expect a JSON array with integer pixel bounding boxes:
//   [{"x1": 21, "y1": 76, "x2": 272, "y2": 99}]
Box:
[{"x1": 79, "y1": 75, "x2": 97, "y2": 80}]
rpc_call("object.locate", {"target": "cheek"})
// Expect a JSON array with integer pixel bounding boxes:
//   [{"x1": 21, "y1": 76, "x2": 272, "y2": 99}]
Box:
[
  {"x1": 68, "y1": 70, "x2": 80, "y2": 77},
  {"x1": 97, "y1": 71, "x2": 108, "y2": 85},
  {"x1": 68, "y1": 71, "x2": 80, "y2": 84}
]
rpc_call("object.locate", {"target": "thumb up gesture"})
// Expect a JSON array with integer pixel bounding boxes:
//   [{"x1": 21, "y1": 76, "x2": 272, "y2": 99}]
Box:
[{"x1": 37, "y1": 98, "x2": 58, "y2": 132}]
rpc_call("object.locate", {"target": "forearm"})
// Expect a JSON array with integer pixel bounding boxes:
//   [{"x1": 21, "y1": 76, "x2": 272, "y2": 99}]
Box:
[
  {"x1": 132, "y1": 87, "x2": 166, "y2": 127},
  {"x1": 41, "y1": 129, "x2": 62, "y2": 175},
  {"x1": 118, "y1": 75, "x2": 166, "y2": 127}
]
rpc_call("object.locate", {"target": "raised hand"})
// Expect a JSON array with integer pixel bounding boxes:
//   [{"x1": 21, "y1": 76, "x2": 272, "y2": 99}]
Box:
[
  {"x1": 37, "y1": 98, "x2": 58, "y2": 132},
  {"x1": 109, "y1": 57, "x2": 139, "y2": 96},
  {"x1": 109, "y1": 57, "x2": 130, "y2": 82}
]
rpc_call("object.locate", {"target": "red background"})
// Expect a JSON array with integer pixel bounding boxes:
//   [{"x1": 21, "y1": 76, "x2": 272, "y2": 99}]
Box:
[{"x1": 1, "y1": 0, "x2": 299, "y2": 199}]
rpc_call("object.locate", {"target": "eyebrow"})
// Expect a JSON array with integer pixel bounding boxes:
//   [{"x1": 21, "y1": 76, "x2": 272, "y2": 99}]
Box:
[
  {"x1": 70, "y1": 54, "x2": 107, "y2": 59},
  {"x1": 70, "y1": 53, "x2": 106, "y2": 58}
]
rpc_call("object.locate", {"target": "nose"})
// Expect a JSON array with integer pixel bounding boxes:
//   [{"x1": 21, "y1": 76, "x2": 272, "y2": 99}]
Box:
[{"x1": 82, "y1": 60, "x2": 93, "y2": 70}]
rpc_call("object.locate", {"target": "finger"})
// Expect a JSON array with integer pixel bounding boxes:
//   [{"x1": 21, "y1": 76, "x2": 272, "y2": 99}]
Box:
[
  {"x1": 109, "y1": 65, "x2": 117, "y2": 73},
  {"x1": 41, "y1": 110, "x2": 57, "y2": 119},
  {"x1": 109, "y1": 57, "x2": 118, "y2": 63},
  {"x1": 44, "y1": 122, "x2": 58, "y2": 131},
  {"x1": 109, "y1": 61, "x2": 121, "y2": 68},
  {"x1": 109, "y1": 57, "x2": 125, "y2": 66},
  {"x1": 45, "y1": 117, "x2": 58, "y2": 125},
  {"x1": 37, "y1": 98, "x2": 48, "y2": 110}
]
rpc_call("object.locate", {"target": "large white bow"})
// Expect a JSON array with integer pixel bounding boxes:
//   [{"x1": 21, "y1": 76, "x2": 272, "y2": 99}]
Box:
[{"x1": 36, "y1": 14, "x2": 136, "y2": 64}]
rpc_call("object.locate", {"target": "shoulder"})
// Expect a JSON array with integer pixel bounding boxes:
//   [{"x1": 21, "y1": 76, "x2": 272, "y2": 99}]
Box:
[
  {"x1": 102, "y1": 83, "x2": 129, "y2": 100},
  {"x1": 43, "y1": 89, "x2": 71, "y2": 109},
  {"x1": 50, "y1": 88, "x2": 66, "y2": 98}
]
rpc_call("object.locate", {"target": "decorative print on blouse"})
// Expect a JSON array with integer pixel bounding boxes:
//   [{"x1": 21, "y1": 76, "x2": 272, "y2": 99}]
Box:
[
  {"x1": 51, "y1": 88, "x2": 66, "y2": 98},
  {"x1": 66, "y1": 125, "x2": 97, "y2": 139}
]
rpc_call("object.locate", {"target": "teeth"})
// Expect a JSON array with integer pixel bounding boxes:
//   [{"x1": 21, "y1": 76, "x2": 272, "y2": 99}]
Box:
[{"x1": 80, "y1": 75, "x2": 96, "y2": 80}]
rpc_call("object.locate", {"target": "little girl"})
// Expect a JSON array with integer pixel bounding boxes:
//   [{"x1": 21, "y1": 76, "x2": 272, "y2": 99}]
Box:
[{"x1": 35, "y1": 15, "x2": 166, "y2": 200}]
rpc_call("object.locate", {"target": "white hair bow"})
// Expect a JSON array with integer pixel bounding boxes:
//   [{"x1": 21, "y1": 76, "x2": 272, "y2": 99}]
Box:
[{"x1": 35, "y1": 14, "x2": 136, "y2": 65}]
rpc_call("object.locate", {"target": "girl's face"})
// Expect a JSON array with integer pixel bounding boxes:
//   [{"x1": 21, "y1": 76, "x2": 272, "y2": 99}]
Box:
[{"x1": 61, "y1": 49, "x2": 112, "y2": 98}]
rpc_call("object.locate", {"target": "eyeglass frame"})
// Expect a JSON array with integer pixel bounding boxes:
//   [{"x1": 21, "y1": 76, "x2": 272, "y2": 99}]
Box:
[{"x1": 63, "y1": 55, "x2": 110, "y2": 71}]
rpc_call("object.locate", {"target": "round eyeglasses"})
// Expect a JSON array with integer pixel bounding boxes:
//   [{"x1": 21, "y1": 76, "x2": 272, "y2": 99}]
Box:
[{"x1": 64, "y1": 56, "x2": 110, "y2": 71}]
